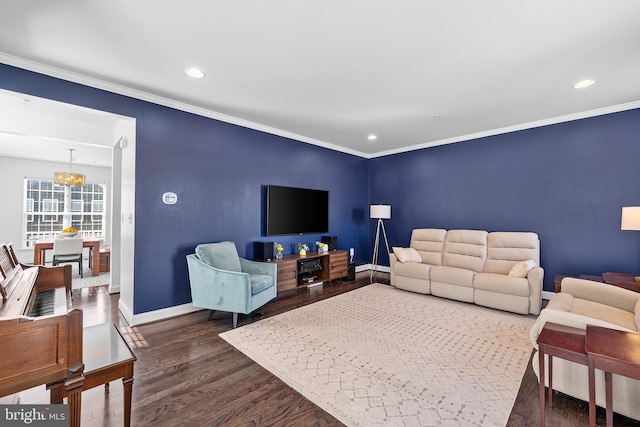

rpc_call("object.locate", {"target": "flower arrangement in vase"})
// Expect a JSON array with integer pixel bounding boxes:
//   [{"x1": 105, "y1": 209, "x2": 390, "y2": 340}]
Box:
[
  {"x1": 274, "y1": 242, "x2": 284, "y2": 260},
  {"x1": 297, "y1": 242, "x2": 309, "y2": 257},
  {"x1": 316, "y1": 241, "x2": 328, "y2": 253}
]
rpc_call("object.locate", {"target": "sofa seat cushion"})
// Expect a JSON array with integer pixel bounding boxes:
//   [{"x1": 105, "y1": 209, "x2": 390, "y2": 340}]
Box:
[
  {"x1": 250, "y1": 274, "x2": 274, "y2": 295},
  {"x1": 547, "y1": 293, "x2": 637, "y2": 331},
  {"x1": 394, "y1": 261, "x2": 431, "y2": 280},
  {"x1": 430, "y1": 265, "x2": 474, "y2": 287},
  {"x1": 473, "y1": 273, "x2": 529, "y2": 297}
]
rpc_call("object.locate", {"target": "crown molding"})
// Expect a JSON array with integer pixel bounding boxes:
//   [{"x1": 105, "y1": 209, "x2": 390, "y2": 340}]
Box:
[
  {"x1": 0, "y1": 53, "x2": 370, "y2": 158},
  {"x1": 2, "y1": 52, "x2": 639, "y2": 161},
  {"x1": 368, "y1": 100, "x2": 640, "y2": 158}
]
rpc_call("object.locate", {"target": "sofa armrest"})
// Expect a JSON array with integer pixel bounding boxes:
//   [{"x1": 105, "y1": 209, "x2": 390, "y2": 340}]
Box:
[
  {"x1": 526, "y1": 266, "x2": 544, "y2": 315},
  {"x1": 561, "y1": 277, "x2": 640, "y2": 313},
  {"x1": 389, "y1": 253, "x2": 397, "y2": 285},
  {"x1": 186, "y1": 254, "x2": 252, "y2": 312}
]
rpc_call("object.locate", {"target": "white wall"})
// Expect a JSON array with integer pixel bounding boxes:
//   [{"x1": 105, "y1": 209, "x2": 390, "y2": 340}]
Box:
[{"x1": 0, "y1": 156, "x2": 112, "y2": 261}]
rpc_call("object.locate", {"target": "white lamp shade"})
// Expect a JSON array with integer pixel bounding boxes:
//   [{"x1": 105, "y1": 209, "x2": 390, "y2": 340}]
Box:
[
  {"x1": 370, "y1": 204, "x2": 391, "y2": 219},
  {"x1": 622, "y1": 206, "x2": 640, "y2": 230}
]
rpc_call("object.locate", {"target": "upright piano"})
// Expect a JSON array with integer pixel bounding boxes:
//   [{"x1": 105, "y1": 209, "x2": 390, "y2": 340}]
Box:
[{"x1": 0, "y1": 242, "x2": 83, "y2": 427}]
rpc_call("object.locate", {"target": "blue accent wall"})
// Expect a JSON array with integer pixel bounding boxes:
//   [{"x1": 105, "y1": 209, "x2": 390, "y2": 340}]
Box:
[
  {"x1": 3, "y1": 62, "x2": 640, "y2": 304},
  {"x1": 0, "y1": 64, "x2": 369, "y2": 314},
  {"x1": 369, "y1": 108, "x2": 640, "y2": 291}
]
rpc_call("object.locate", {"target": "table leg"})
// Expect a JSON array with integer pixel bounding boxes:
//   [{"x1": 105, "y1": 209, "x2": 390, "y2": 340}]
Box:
[
  {"x1": 91, "y1": 243, "x2": 100, "y2": 276},
  {"x1": 123, "y1": 363, "x2": 134, "y2": 427},
  {"x1": 588, "y1": 355, "x2": 596, "y2": 427},
  {"x1": 548, "y1": 354, "x2": 553, "y2": 408},
  {"x1": 538, "y1": 347, "x2": 546, "y2": 426},
  {"x1": 605, "y1": 371, "x2": 613, "y2": 427},
  {"x1": 65, "y1": 376, "x2": 84, "y2": 427},
  {"x1": 34, "y1": 247, "x2": 42, "y2": 265}
]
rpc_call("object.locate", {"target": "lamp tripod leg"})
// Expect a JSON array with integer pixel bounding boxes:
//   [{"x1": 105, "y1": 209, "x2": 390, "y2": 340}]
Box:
[
  {"x1": 370, "y1": 218, "x2": 382, "y2": 283},
  {"x1": 380, "y1": 219, "x2": 390, "y2": 258}
]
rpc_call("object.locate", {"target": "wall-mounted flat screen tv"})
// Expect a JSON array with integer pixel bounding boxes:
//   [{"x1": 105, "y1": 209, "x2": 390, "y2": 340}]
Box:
[{"x1": 266, "y1": 185, "x2": 329, "y2": 236}]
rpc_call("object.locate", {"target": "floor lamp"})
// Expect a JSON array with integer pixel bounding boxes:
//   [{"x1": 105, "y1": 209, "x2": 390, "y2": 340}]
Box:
[
  {"x1": 370, "y1": 204, "x2": 391, "y2": 283},
  {"x1": 621, "y1": 206, "x2": 640, "y2": 281}
]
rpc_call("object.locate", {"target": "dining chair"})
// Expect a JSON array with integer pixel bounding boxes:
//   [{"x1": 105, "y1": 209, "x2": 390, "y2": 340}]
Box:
[{"x1": 52, "y1": 237, "x2": 84, "y2": 277}]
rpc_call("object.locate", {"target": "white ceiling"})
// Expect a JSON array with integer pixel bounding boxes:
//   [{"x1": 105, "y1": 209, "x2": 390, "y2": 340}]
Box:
[
  {"x1": 0, "y1": 1, "x2": 639, "y2": 160},
  {"x1": 0, "y1": 89, "x2": 117, "y2": 168}
]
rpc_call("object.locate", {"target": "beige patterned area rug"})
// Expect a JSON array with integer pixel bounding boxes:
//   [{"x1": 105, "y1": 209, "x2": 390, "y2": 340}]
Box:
[
  {"x1": 71, "y1": 270, "x2": 110, "y2": 289},
  {"x1": 220, "y1": 283, "x2": 535, "y2": 426}
]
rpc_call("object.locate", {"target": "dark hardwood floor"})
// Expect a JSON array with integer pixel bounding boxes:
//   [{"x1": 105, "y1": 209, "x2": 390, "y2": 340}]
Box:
[{"x1": 10, "y1": 272, "x2": 640, "y2": 426}]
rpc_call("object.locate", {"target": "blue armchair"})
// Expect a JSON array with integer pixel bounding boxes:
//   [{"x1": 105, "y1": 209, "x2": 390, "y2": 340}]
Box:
[{"x1": 186, "y1": 241, "x2": 277, "y2": 328}]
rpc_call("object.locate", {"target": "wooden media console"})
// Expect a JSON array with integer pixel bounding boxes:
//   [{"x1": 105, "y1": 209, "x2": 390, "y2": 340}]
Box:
[{"x1": 267, "y1": 250, "x2": 348, "y2": 293}]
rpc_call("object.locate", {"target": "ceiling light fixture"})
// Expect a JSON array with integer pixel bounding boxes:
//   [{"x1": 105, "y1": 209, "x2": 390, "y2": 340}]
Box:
[
  {"x1": 573, "y1": 79, "x2": 595, "y2": 89},
  {"x1": 185, "y1": 67, "x2": 205, "y2": 79},
  {"x1": 368, "y1": 135, "x2": 377, "y2": 141},
  {"x1": 54, "y1": 148, "x2": 86, "y2": 186}
]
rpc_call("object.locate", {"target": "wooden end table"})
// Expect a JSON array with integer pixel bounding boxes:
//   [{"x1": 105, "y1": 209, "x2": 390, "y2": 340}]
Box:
[
  {"x1": 586, "y1": 325, "x2": 640, "y2": 427},
  {"x1": 553, "y1": 274, "x2": 603, "y2": 293},
  {"x1": 537, "y1": 322, "x2": 588, "y2": 426},
  {"x1": 554, "y1": 273, "x2": 640, "y2": 294},
  {"x1": 601, "y1": 272, "x2": 640, "y2": 293},
  {"x1": 48, "y1": 323, "x2": 136, "y2": 427}
]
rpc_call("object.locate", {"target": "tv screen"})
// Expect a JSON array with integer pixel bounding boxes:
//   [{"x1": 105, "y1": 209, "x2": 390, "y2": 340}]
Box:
[{"x1": 266, "y1": 185, "x2": 329, "y2": 236}]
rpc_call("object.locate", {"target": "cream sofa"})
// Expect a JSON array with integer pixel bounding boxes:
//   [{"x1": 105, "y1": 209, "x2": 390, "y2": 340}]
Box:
[
  {"x1": 389, "y1": 228, "x2": 543, "y2": 315},
  {"x1": 530, "y1": 277, "x2": 640, "y2": 420}
]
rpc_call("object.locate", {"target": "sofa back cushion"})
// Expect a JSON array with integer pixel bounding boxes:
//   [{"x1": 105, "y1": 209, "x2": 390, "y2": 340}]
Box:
[
  {"x1": 442, "y1": 230, "x2": 487, "y2": 272},
  {"x1": 410, "y1": 228, "x2": 447, "y2": 266},
  {"x1": 483, "y1": 232, "x2": 540, "y2": 274}
]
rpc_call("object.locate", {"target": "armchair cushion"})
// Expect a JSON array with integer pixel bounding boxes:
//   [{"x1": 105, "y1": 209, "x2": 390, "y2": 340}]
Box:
[
  {"x1": 196, "y1": 241, "x2": 242, "y2": 272},
  {"x1": 251, "y1": 274, "x2": 274, "y2": 295}
]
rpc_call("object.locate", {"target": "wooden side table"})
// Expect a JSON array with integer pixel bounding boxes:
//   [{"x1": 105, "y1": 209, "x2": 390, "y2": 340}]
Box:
[
  {"x1": 536, "y1": 322, "x2": 588, "y2": 426},
  {"x1": 601, "y1": 272, "x2": 640, "y2": 293},
  {"x1": 586, "y1": 325, "x2": 640, "y2": 427},
  {"x1": 554, "y1": 272, "x2": 640, "y2": 294},
  {"x1": 48, "y1": 323, "x2": 136, "y2": 427},
  {"x1": 553, "y1": 274, "x2": 603, "y2": 293}
]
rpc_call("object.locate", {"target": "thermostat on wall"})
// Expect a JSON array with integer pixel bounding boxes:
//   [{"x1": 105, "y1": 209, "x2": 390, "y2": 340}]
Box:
[{"x1": 162, "y1": 192, "x2": 178, "y2": 205}]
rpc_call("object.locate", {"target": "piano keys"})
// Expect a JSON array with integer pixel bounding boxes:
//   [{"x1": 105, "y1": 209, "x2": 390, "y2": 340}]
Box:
[
  {"x1": 0, "y1": 242, "x2": 84, "y2": 427},
  {"x1": 30, "y1": 288, "x2": 69, "y2": 317}
]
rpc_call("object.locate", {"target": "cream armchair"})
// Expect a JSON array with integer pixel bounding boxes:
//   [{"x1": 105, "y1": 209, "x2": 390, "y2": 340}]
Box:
[
  {"x1": 530, "y1": 277, "x2": 640, "y2": 420},
  {"x1": 186, "y1": 241, "x2": 277, "y2": 328}
]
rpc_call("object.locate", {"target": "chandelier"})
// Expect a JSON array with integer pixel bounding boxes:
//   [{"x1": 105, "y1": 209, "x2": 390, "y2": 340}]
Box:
[{"x1": 54, "y1": 148, "x2": 86, "y2": 186}]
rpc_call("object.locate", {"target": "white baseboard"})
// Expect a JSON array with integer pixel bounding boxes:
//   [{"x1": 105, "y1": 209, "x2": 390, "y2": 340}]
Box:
[
  {"x1": 118, "y1": 299, "x2": 134, "y2": 324},
  {"x1": 124, "y1": 301, "x2": 202, "y2": 326},
  {"x1": 357, "y1": 263, "x2": 390, "y2": 273}
]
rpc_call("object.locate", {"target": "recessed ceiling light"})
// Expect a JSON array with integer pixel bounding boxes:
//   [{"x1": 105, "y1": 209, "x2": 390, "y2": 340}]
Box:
[
  {"x1": 368, "y1": 135, "x2": 377, "y2": 141},
  {"x1": 573, "y1": 79, "x2": 595, "y2": 89},
  {"x1": 185, "y1": 67, "x2": 205, "y2": 79}
]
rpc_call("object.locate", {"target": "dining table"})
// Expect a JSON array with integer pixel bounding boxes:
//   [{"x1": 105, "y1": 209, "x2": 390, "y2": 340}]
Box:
[{"x1": 33, "y1": 237, "x2": 101, "y2": 276}]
